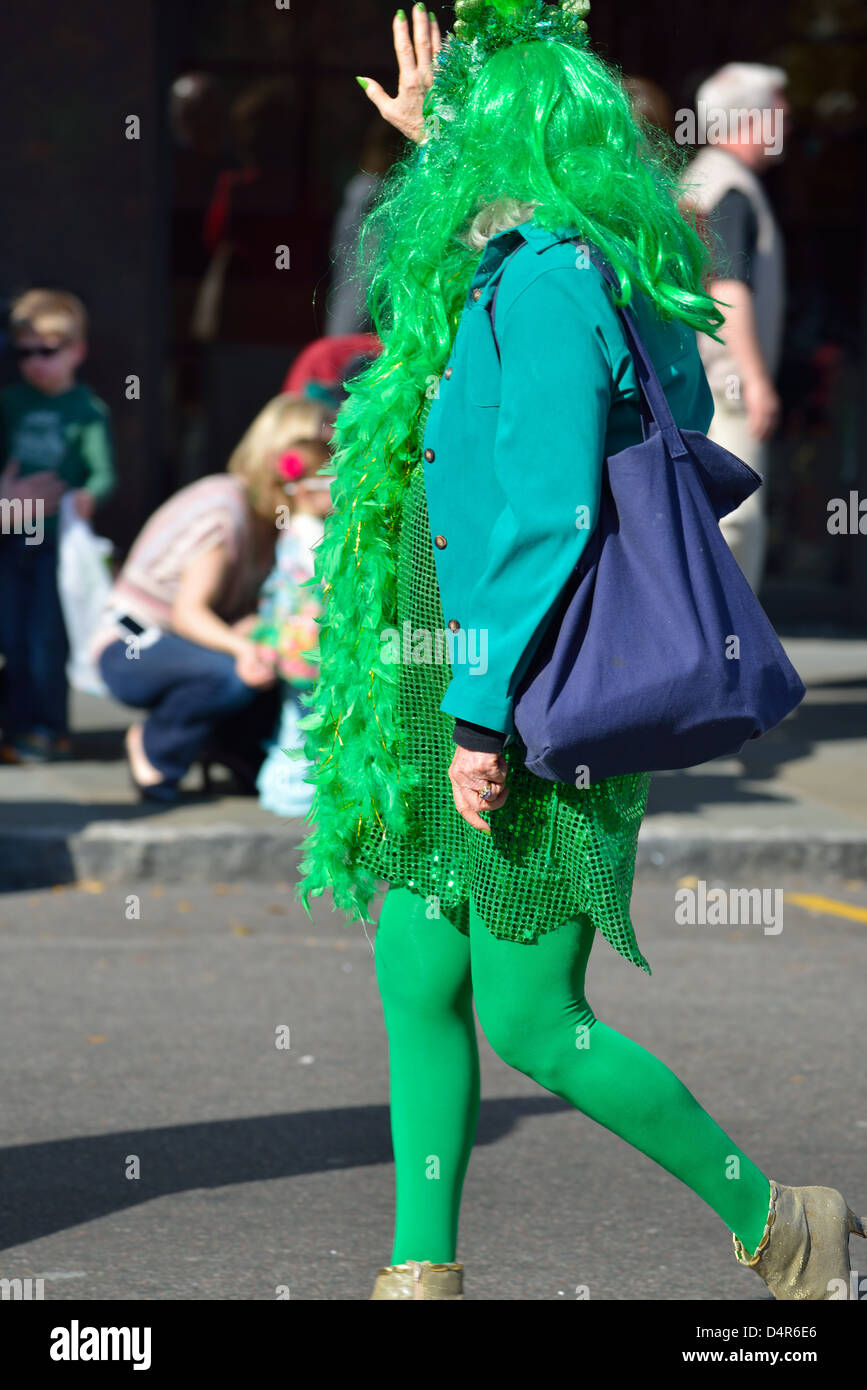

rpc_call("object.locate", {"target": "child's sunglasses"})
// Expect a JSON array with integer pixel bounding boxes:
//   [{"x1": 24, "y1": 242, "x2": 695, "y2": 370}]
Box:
[
  {"x1": 283, "y1": 475, "x2": 336, "y2": 495},
  {"x1": 13, "y1": 342, "x2": 70, "y2": 359}
]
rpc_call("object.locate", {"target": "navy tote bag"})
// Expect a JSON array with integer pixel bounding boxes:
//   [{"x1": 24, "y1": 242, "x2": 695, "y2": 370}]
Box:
[{"x1": 491, "y1": 243, "x2": 806, "y2": 786}]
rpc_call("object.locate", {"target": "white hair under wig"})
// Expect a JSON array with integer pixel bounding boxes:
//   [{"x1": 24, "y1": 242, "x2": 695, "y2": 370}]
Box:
[
  {"x1": 695, "y1": 63, "x2": 787, "y2": 143},
  {"x1": 460, "y1": 196, "x2": 540, "y2": 251}
]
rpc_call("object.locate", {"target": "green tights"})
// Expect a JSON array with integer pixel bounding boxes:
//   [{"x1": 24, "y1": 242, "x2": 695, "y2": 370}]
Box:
[{"x1": 374, "y1": 883, "x2": 772, "y2": 1265}]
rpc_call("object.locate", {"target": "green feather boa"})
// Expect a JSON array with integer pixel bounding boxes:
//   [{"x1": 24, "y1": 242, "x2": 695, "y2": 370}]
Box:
[{"x1": 293, "y1": 1, "x2": 723, "y2": 928}]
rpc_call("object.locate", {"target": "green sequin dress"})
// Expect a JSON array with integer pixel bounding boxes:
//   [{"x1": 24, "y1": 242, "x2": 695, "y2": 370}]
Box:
[{"x1": 352, "y1": 457, "x2": 653, "y2": 975}]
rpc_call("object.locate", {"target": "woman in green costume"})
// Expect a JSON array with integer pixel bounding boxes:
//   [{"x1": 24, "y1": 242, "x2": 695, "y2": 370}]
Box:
[{"x1": 295, "y1": 0, "x2": 865, "y2": 1299}]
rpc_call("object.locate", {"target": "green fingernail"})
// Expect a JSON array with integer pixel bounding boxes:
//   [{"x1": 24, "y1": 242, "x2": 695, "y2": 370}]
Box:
[
  {"x1": 415, "y1": 2, "x2": 426, "y2": 9},
  {"x1": 396, "y1": 8, "x2": 406, "y2": 18},
  {"x1": 355, "y1": 75, "x2": 369, "y2": 89}
]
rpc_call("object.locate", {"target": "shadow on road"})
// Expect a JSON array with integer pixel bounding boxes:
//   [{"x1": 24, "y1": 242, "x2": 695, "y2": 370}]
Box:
[
  {"x1": 0, "y1": 1095, "x2": 570, "y2": 1250},
  {"x1": 647, "y1": 688, "x2": 867, "y2": 815}
]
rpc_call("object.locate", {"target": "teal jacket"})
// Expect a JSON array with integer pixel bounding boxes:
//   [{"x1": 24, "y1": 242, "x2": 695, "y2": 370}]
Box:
[{"x1": 421, "y1": 217, "x2": 714, "y2": 748}]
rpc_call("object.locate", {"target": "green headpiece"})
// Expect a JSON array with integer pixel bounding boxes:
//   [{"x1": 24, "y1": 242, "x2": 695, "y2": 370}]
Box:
[
  {"x1": 431, "y1": 0, "x2": 591, "y2": 120},
  {"x1": 452, "y1": 0, "x2": 589, "y2": 44}
]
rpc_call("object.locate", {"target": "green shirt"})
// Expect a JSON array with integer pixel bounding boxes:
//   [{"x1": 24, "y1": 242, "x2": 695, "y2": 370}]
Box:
[{"x1": 0, "y1": 380, "x2": 116, "y2": 534}]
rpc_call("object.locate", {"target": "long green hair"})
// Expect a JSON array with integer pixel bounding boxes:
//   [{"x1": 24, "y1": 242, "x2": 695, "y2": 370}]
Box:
[{"x1": 295, "y1": 35, "x2": 721, "y2": 924}]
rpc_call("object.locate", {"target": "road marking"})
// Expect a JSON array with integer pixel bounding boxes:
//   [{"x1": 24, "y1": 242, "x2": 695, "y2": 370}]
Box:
[{"x1": 785, "y1": 892, "x2": 867, "y2": 923}]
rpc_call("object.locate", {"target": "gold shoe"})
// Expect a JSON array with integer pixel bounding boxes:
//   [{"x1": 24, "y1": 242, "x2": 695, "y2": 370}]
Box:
[
  {"x1": 370, "y1": 1259, "x2": 463, "y2": 1300},
  {"x1": 733, "y1": 1179, "x2": 867, "y2": 1300}
]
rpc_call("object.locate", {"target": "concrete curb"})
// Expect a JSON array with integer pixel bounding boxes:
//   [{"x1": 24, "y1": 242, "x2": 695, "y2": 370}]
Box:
[
  {"x1": 1, "y1": 820, "x2": 866, "y2": 888},
  {"x1": 635, "y1": 830, "x2": 867, "y2": 877},
  {"x1": 0, "y1": 822, "x2": 306, "y2": 888}
]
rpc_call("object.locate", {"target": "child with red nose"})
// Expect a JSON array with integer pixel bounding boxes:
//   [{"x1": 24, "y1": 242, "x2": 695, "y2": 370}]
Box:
[{"x1": 252, "y1": 442, "x2": 335, "y2": 816}]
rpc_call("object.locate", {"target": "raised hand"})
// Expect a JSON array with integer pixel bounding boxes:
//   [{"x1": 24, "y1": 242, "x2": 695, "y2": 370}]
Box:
[{"x1": 356, "y1": 6, "x2": 442, "y2": 145}]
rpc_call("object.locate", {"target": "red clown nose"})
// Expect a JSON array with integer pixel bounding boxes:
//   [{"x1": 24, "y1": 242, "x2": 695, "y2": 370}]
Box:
[{"x1": 278, "y1": 450, "x2": 307, "y2": 481}]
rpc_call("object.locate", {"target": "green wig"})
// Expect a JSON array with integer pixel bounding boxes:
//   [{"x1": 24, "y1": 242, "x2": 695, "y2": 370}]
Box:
[{"x1": 293, "y1": 0, "x2": 724, "y2": 926}]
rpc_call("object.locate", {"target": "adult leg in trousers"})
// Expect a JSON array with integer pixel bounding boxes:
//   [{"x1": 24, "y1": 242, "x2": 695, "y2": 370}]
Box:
[
  {"x1": 469, "y1": 898, "x2": 773, "y2": 1258},
  {"x1": 708, "y1": 389, "x2": 769, "y2": 594},
  {"x1": 374, "y1": 883, "x2": 480, "y2": 1265},
  {"x1": 99, "y1": 633, "x2": 259, "y2": 784}
]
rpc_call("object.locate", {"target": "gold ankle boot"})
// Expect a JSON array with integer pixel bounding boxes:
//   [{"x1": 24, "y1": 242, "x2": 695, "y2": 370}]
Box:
[
  {"x1": 733, "y1": 1179, "x2": 867, "y2": 1300},
  {"x1": 370, "y1": 1259, "x2": 463, "y2": 1300}
]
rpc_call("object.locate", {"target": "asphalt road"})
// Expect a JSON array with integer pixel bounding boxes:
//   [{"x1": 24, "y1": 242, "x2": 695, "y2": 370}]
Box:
[{"x1": 0, "y1": 871, "x2": 865, "y2": 1301}]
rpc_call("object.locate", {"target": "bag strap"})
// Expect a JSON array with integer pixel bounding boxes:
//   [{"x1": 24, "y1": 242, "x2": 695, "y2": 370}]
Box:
[
  {"x1": 581, "y1": 243, "x2": 689, "y2": 459},
  {"x1": 487, "y1": 233, "x2": 690, "y2": 460}
]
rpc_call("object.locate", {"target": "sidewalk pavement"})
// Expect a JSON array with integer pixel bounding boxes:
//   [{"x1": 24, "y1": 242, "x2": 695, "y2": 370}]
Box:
[{"x1": 1, "y1": 636, "x2": 866, "y2": 888}]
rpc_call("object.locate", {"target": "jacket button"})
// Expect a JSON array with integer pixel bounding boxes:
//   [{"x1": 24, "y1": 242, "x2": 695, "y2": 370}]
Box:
[
  {"x1": 444, "y1": 367, "x2": 453, "y2": 379},
  {"x1": 447, "y1": 618, "x2": 460, "y2": 632},
  {"x1": 434, "y1": 534, "x2": 447, "y2": 548},
  {"x1": 423, "y1": 448, "x2": 435, "y2": 462},
  {"x1": 471, "y1": 287, "x2": 481, "y2": 300}
]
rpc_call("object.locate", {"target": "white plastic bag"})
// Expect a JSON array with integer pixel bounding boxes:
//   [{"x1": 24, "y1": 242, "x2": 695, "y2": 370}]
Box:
[{"x1": 56, "y1": 492, "x2": 114, "y2": 696}]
